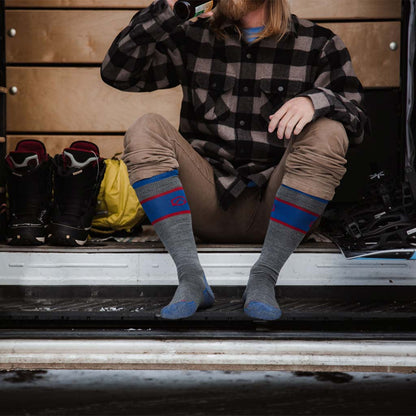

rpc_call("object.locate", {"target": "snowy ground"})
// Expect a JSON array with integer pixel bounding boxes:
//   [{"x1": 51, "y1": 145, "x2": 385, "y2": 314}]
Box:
[{"x1": 0, "y1": 369, "x2": 415, "y2": 415}]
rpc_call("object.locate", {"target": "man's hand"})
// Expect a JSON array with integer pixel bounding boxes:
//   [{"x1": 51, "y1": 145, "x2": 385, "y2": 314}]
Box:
[
  {"x1": 166, "y1": 0, "x2": 178, "y2": 10},
  {"x1": 268, "y1": 96, "x2": 315, "y2": 140},
  {"x1": 167, "y1": 0, "x2": 214, "y2": 19}
]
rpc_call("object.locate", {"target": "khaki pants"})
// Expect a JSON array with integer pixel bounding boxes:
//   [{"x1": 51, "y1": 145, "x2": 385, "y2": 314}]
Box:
[{"x1": 123, "y1": 113, "x2": 349, "y2": 243}]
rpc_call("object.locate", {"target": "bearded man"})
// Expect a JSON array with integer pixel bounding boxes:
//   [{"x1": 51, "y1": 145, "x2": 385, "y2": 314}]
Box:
[{"x1": 101, "y1": 0, "x2": 369, "y2": 320}]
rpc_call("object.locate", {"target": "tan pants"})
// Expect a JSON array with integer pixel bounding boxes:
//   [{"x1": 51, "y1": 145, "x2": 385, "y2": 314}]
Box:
[{"x1": 123, "y1": 113, "x2": 349, "y2": 243}]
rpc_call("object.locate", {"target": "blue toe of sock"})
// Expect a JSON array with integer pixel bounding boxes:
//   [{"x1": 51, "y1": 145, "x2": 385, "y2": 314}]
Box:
[
  {"x1": 160, "y1": 301, "x2": 198, "y2": 320},
  {"x1": 244, "y1": 301, "x2": 282, "y2": 321},
  {"x1": 200, "y1": 275, "x2": 215, "y2": 308},
  {"x1": 200, "y1": 287, "x2": 215, "y2": 308}
]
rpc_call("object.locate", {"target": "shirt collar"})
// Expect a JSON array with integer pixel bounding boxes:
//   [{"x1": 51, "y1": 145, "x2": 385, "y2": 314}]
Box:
[{"x1": 221, "y1": 13, "x2": 298, "y2": 38}]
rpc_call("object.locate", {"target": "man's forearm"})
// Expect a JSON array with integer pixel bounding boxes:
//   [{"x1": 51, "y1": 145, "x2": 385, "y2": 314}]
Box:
[{"x1": 100, "y1": 0, "x2": 185, "y2": 92}]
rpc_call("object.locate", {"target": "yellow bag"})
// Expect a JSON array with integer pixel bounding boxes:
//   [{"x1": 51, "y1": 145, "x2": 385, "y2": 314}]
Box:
[{"x1": 91, "y1": 158, "x2": 145, "y2": 234}]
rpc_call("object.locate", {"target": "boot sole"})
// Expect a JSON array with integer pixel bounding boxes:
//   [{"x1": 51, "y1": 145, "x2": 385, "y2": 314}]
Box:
[
  {"x1": 7, "y1": 225, "x2": 46, "y2": 246},
  {"x1": 47, "y1": 223, "x2": 89, "y2": 247}
]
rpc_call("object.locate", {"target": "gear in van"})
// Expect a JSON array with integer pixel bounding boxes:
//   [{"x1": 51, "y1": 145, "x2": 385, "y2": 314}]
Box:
[
  {"x1": 322, "y1": 171, "x2": 416, "y2": 253},
  {"x1": 5, "y1": 140, "x2": 53, "y2": 245},
  {"x1": 47, "y1": 141, "x2": 106, "y2": 246}
]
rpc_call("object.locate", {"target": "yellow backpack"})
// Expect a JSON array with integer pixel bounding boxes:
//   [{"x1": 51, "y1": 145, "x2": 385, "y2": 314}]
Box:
[{"x1": 91, "y1": 158, "x2": 145, "y2": 235}]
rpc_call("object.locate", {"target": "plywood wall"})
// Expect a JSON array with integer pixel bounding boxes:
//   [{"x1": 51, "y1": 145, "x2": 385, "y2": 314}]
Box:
[{"x1": 4, "y1": 0, "x2": 401, "y2": 156}]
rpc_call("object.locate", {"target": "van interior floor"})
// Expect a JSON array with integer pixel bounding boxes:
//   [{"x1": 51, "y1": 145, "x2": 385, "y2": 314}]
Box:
[{"x1": 1, "y1": 240, "x2": 416, "y2": 337}]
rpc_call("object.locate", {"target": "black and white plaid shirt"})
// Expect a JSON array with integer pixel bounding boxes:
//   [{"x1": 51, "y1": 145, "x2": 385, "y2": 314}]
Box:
[{"x1": 101, "y1": 0, "x2": 369, "y2": 209}]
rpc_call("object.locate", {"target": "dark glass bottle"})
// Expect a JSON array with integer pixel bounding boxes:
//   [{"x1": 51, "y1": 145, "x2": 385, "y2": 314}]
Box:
[{"x1": 173, "y1": 0, "x2": 217, "y2": 21}]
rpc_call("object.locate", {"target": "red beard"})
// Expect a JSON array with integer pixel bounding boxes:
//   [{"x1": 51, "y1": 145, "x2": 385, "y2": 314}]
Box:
[{"x1": 217, "y1": 0, "x2": 266, "y2": 21}]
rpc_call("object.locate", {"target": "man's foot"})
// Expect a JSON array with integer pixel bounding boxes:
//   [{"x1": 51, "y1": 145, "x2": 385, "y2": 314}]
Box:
[
  {"x1": 133, "y1": 171, "x2": 215, "y2": 320},
  {"x1": 160, "y1": 272, "x2": 215, "y2": 320},
  {"x1": 244, "y1": 300, "x2": 282, "y2": 321},
  {"x1": 243, "y1": 264, "x2": 282, "y2": 321}
]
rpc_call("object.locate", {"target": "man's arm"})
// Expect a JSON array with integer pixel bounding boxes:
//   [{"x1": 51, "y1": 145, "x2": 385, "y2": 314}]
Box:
[
  {"x1": 296, "y1": 34, "x2": 369, "y2": 144},
  {"x1": 100, "y1": 0, "x2": 186, "y2": 92},
  {"x1": 268, "y1": 34, "x2": 369, "y2": 144}
]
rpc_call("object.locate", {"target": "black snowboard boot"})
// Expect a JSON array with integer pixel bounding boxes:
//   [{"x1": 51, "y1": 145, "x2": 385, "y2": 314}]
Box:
[
  {"x1": 5, "y1": 140, "x2": 52, "y2": 245},
  {"x1": 47, "y1": 141, "x2": 105, "y2": 246}
]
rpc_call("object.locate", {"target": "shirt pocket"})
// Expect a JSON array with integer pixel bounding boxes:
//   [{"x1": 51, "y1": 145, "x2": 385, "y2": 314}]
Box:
[
  {"x1": 258, "y1": 79, "x2": 292, "y2": 148},
  {"x1": 258, "y1": 78, "x2": 305, "y2": 121},
  {"x1": 258, "y1": 78, "x2": 286, "y2": 122},
  {"x1": 191, "y1": 73, "x2": 236, "y2": 121}
]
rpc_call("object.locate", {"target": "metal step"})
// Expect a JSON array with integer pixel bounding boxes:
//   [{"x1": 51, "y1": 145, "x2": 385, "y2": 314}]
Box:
[
  {"x1": 1, "y1": 337, "x2": 416, "y2": 373},
  {"x1": 2, "y1": 242, "x2": 415, "y2": 373},
  {"x1": 1, "y1": 242, "x2": 416, "y2": 287},
  {"x1": 1, "y1": 295, "x2": 416, "y2": 323}
]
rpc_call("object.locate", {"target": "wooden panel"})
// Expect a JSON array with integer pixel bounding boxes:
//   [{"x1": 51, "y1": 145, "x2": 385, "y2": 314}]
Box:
[
  {"x1": 321, "y1": 21, "x2": 400, "y2": 88},
  {"x1": 6, "y1": 67, "x2": 182, "y2": 132},
  {"x1": 6, "y1": 10, "x2": 137, "y2": 63},
  {"x1": 5, "y1": 4, "x2": 402, "y2": 65},
  {"x1": 290, "y1": 0, "x2": 401, "y2": 20},
  {"x1": 5, "y1": 0, "x2": 401, "y2": 19},
  {"x1": 7, "y1": 135, "x2": 124, "y2": 158},
  {"x1": 5, "y1": 0, "x2": 150, "y2": 8},
  {"x1": 6, "y1": 11, "x2": 400, "y2": 87}
]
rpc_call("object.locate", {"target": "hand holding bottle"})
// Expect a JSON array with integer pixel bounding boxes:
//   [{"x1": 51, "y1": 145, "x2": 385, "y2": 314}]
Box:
[
  {"x1": 169, "y1": 0, "x2": 215, "y2": 21},
  {"x1": 166, "y1": 0, "x2": 179, "y2": 10}
]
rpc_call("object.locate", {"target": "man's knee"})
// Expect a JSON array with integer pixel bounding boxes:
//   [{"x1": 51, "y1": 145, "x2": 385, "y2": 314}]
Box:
[
  {"x1": 125, "y1": 112, "x2": 168, "y2": 144},
  {"x1": 124, "y1": 112, "x2": 175, "y2": 155},
  {"x1": 126, "y1": 112, "x2": 167, "y2": 134},
  {"x1": 284, "y1": 117, "x2": 349, "y2": 200},
  {"x1": 308, "y1": 117, "x2": 349, "y2": 158},
  {"x1": 122, "y1": 113, "x2": 179, "y2": 184}
]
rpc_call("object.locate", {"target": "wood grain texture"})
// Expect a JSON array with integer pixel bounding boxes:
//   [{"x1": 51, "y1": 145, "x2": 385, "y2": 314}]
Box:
[
  {"x1": 5, "y1": 0, "x2": 401, "y2": 19},
  {"x1": 5, "y1": 10, "x2": 138, "y2": 63},
  {"x1": 6, "y1": 67, "x2": 182, "y2": 132},
  {"x1": 5, "y1": 0, "x2": 151, "y2": 8},
  {"x1": 289, "y1": 0, "x2": 401, "y2": 20},
  {"x1": 5, "y1": 12, "x2": 400, "y2": 87},
  {"x1": 321, "y1": 21, "x2": 400, "y2": 88},
  {"x1": 7, "y1": 135, "x2": 124, "y2": 158}
]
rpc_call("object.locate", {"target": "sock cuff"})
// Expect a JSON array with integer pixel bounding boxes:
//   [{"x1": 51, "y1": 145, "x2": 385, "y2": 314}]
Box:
[
  {"x1": 133, "y1": 169, "x2": 179, "y2": 189},
  {"x1": 272, "y1": 184, "x2": 329, "y2": 233},
  {"x1": 271, "y1": 198, "x2": 319, "y2": 234},
  {"x1": 281, "y1": 184, "x2": 328, "y2": 204},
  {"x1": 137, "y1": 184, "x2": 190, "y2": 225}
]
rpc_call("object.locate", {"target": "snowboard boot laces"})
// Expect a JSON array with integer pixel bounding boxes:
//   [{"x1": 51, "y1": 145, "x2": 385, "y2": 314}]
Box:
[
  {"x1": 47, "y1": 141, "x2": 105, "y2": 246},
  {"x1": 5, "y1": 140, "x2": 52, "y2": 245}
]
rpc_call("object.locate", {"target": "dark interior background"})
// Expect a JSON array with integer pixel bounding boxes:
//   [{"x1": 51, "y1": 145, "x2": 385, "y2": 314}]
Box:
[{"x1": 333, "y1": 88, "x2": 402, "y2": 203}]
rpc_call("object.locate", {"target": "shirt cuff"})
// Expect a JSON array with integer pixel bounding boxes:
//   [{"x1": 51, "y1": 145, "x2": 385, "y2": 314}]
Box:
[
  {"x1": 297, "y1": 88, "x2": 334, "y2": 121},
  {"x1": 151, "y1": 0, "x2": 185, "y2": 33}
]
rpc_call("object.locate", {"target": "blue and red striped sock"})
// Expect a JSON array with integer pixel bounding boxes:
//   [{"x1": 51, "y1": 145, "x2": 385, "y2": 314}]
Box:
[
  {"x1": 133, "y1": 170, "x2": 214, "y2": 319},
  {"x1": 244, "y1": 184, "x2": 328, "y2": 320}
]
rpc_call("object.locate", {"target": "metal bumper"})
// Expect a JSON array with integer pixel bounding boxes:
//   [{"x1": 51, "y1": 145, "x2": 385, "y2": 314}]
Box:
[{"x1": 1, "y1": 338, "x2": 416, "y2": 373}]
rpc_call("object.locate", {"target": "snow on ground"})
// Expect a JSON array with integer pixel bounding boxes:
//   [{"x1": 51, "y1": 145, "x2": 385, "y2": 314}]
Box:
[{"x1": 0, "y1": 369, "x2": 415, "y2": 415}]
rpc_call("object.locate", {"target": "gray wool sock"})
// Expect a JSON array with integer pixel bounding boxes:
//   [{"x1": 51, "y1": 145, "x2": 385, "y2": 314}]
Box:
[
  {"x1": 134, "y1": 170, "x2": 214, "y2": 319},
  {"x1": 244, "y1": 184, "x2": 328, "y2": 320}
]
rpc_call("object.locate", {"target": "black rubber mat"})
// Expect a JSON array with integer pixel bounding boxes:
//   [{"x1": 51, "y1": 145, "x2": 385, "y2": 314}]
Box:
[{"x1": 1, "y1": 296, "x2": 416, "y2": 322}]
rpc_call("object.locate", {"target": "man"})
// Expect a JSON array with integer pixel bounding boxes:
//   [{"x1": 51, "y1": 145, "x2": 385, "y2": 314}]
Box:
[{"x1": 101, "y1": 0, "x2": 368, "y2": 320}]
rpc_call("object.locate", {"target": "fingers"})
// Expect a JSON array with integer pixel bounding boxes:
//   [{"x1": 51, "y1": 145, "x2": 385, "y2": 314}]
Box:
[
  {"x1": 166, "y1": 0, "x2": 178, "y2": 10},
  {"x1": 293, "y1": 118, "x2": 308, "y2": 136},
  {"x1": 278, "y1": 112, "x2": 302, "y2": 140},
  {"x1": 268, "y1": 108, "x2": 284, "y2": 134},
  {"x1": 269, "y1": 110, "x2": 302, "y2": 140},
  {"x1": 268, "y1": 97, "x2": 315, "y2": 140}
]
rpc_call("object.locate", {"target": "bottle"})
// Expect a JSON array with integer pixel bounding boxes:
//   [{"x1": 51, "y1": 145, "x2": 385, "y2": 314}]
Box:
[{"x1": 173, "y1": 0, "x2": 217, "y2": 21}]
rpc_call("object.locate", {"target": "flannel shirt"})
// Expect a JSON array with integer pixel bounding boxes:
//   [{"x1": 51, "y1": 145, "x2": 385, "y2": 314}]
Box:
[{"x1": 101, "y1": 0, "x2": 369, "y2": 209}]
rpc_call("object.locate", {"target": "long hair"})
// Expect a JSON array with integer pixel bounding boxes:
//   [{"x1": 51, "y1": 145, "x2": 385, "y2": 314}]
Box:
[{"x1": 208, "y1": 0, "x2": 292, "y2": 44}]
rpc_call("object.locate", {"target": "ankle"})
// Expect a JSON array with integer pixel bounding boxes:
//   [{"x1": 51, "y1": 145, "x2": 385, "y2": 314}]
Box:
[
  {"x1": 177, "y1": 263, "x2": 205, "y2": 278},
  {"x1": 249, "y1": 262, "x2": 279, "y2": 284}
]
